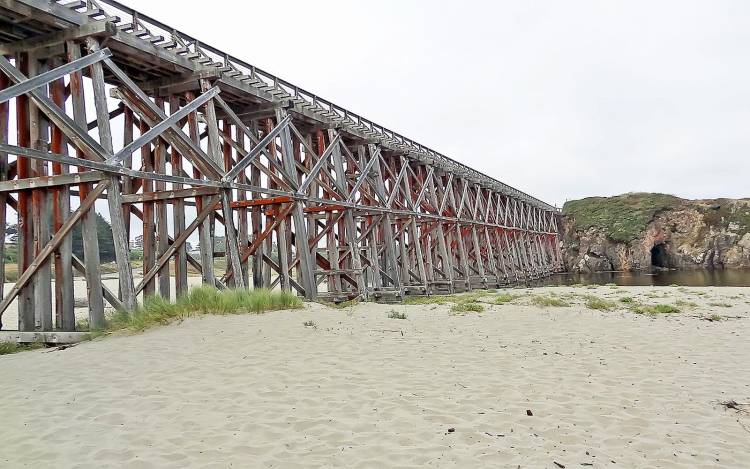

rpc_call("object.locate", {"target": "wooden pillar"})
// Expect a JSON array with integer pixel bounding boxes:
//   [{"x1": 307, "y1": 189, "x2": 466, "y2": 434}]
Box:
[
  {"x1": 140, "y1": 116, "x2": 156, "y2": 297},
  {"x1": 153, "y1": 97, "x2": 170, "y2": 298},
  {"x1": 87, "y1": 38, "x2": 136, "y2": 310},
  {"x1": 170, "y1": 95, "x2": 188, "y2": 297},
  {"x1": 0, "y1": 72, "x2": 8, "y2": 327},
  {"x1": 49, "y1": 60, "x2": 74, "y2": 330},
  {"x1": 67, "y1": 42, "x2": 105, "y2": 328},
  {"x1": 201, "y1": 78, "x2": 243, "y2": 289},
  {"x1": 277, "y1": 109, "x2": 314, "y2": 297},
  {"x1": 250, "y1": 121, "x2": 264, "y2": 289},
  {"x1": 186, "y1": 90, "x2": 214, "y2": 287}
]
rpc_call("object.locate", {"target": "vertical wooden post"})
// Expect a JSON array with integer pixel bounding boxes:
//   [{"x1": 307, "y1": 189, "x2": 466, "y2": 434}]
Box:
[
  {"x1": 170, "y1": 95, "x2": 188, "y2": 297},
  {"x1": 276, "y1": 108, "x2": 314, "y2": 297},
  {"x1": 87, "y1": 38, "x2": 135, "y2": 310},
  {"x1": 369, "y1": 144, "x2": 400, "y2": 291},
  {"x1": 250, "y1": 120, "x2": 264, "y2": 288},
  {"x1": 0, "y1": 72, "x2": 8, "y2": 320},
  {"x1": 140, "y1": 117, "x2": 156, "y2": 296},
  {"x1": 227, "y1": 120, "x2": 249, "y2": 286},
  {"x1": 49, "y1": 60, "x2": 75, "y2": 330},
  {"x1": 153, "y1": 97, "x2": 170, "y2": 298},
  {"x1": 185, "y1": 90, "x2": 214, "y2": 287},
  {"x1": 27, "y1": 55, "x2": 53, "y2": 330},
  {"x1": 327, "y1": 128, "x2": 364, "y2": 296},
  {"x1": 122, "y1": 108, "x2": 133, "y2": 243},
  {"x1": 67, "y1": 41, "x2": 104, "y2": 327},
  {"x1": 402, "y1": 160, "x2": 426, "y2": 291},
  {"x1": 201, "y1": 78, "x2": 244, "y2": 289},
  {"x1": 427, "y1": 172, "x2": 453, "y2": 292}
]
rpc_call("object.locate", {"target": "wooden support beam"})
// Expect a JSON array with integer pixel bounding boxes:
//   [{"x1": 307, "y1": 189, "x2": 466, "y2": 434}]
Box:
[
  {"x1": 0, "y1": 20, "x2": 116, "y2": 55},
  {"x1": 0, "y1": 170, "x2": 106, "y2": 192}
]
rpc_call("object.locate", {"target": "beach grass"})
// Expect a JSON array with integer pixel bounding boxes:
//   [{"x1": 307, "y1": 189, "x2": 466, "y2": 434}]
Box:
[
  {"x1": 450, "y1": 302, "x2": 484, "y2": 313},
  {"x1": 530, "y1": 295, "x2": 569, "y2": 307},
  {"x1": 493, "y1": 293, "x2": 520, "y2": 305},
  {"x1": 675, "y1": 299, "x2": 698, "y2": 309},
  {"x1": 0, "y1": 340, "x2": 45, "y2": 356},
  {"x1": 404, "y1": 295, "x2": 452, "y2": 305},
  {"x1": 108, "y1": 286, "x2": 302, "y2": 332},
  {"x1": 631, "y1": 303, "x2": 681, "y2": 315},
  {"x1": 585, "y1": 296, "x2": 618, "y2": 311}
]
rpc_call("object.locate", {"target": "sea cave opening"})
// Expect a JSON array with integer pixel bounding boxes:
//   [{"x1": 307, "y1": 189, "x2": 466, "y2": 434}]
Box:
[{"x1": 650, "y1": 243, "x2": 670, "y2": 268}]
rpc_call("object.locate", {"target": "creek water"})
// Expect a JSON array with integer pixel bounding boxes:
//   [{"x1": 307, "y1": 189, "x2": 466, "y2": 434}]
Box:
[{"x1": 536, "y1": 269, "x2": 750, "y2": 287}]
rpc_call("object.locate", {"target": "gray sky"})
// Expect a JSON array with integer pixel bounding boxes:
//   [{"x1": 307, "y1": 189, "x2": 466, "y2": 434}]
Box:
[{"x1": 125, "y1": 0, "x2": 750, "y2": 207}]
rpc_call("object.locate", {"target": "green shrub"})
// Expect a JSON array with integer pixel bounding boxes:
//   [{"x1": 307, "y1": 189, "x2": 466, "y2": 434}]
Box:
[
  {"x1": 619, "y1": 296, "x2": 635, "y2": 304},
  {"x1": 451, "y1": 302, "x2": 484, "y2": 313},
  {"x1": 648, "y1": 304, "x2": 681, "y2": 314},
  {"x1": 0, "y1": 341, "x2": 20, "y2": 355},
  {"x1": 0, "y1": 340, "x2": 44, "y2": 355},
  {"x1": 585, "y1": 296, "x2": 617, "y2": 311},
  {"x1": 563, "y1": 193, "x2": 681, "y2": 242},
  {"x1": 493, "y1": 293, "x2": 520, "y2": 304},
  {"x1": 404, "y1": 295, "x2": 450, "y2": 305},
  {"x1": 631, "y1": 304, "x2": 681, "y2": 315},
  {"x1": 530, "y1": 295, "x2": 569, "y2": 307},
  {"x1": 387, "y1": 310, "x2": 407, "y2": 320}
]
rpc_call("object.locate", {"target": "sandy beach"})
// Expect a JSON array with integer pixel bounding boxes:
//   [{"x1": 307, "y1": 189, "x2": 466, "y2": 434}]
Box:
[{"x1": 1, "y1": 285, "x2": 749, "y2": 468}]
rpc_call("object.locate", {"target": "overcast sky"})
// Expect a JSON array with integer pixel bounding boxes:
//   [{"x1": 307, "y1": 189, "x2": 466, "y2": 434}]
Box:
[{"x1": 124, "y1": 0, "x2": 750, "y2": 207}]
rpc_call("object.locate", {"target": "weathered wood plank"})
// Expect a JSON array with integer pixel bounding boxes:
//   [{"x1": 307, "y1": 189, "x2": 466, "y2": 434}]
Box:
[
  {"x1": 67, "y1": 41, "x2": 105, "y2": 328},
  {"x1": 49, "y1": 62, "x2": 75, "y2": 330}
]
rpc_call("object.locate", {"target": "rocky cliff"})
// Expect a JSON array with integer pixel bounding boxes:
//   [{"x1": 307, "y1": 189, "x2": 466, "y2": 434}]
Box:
[{"x1": 561, "y1": 193, "x2": 750, "y2": 273}]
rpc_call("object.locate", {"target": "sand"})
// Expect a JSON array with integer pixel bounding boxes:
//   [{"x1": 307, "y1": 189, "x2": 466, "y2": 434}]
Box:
[{"x1": 1, "y1": 285, "x2": 749, "y2": 468}]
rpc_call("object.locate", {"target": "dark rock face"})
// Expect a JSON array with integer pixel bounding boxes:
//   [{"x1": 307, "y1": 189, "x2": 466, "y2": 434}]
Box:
[{"x1": 561, "y1": 196, "x2": 750, "y2": 273}]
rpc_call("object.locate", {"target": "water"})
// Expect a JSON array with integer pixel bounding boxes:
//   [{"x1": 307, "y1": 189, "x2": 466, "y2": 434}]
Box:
[{"x1": 537, "y1": 269, "x2": 750, "y2": 287}]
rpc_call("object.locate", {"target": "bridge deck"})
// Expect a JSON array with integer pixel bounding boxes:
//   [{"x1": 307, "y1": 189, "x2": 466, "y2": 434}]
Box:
[{"x1": 0, "y1": 0, "x2": 562, "y2": 335}]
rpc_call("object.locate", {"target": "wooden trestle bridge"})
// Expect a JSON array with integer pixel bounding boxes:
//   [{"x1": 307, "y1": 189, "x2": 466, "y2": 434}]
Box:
[{"x1": 0, "y1": 0, "x2": 562, "y2": 337}]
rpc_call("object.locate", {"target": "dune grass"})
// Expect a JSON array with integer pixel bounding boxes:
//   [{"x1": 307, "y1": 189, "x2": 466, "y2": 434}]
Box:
[
  {"x1": 631, "y1": 304, "x2": 681, "y2": 315},
  {"x1": 387, "y1": 310, "x2": 407, "y2": 320},
  {"x1": 585, "y1": 296, "x2": 618, "y2": 311},
  {"x1": 675, "y1": 299, "x2": 698, "y2": 309},
  {"x1": 0, "y1": 340, "x2": 45, "y2": 356},
  {"x1": 530, "y1": 295, "x2": 569, "y2": 307},
  {"x1": 404, "y1": 292, "x2": 490, "y2": 306},
  {"x1": 493, "y1": 293, "x2": 520, "y2": 305},
  {"x1": 108, "y1": 286, "x2": 302, "y2": 332},
  {"x1": 450, "y1": 302, "x2": 484, "y2": 313},
  {"x1": 404, "y1": 295, "x2": 452, "y2": 305}
]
